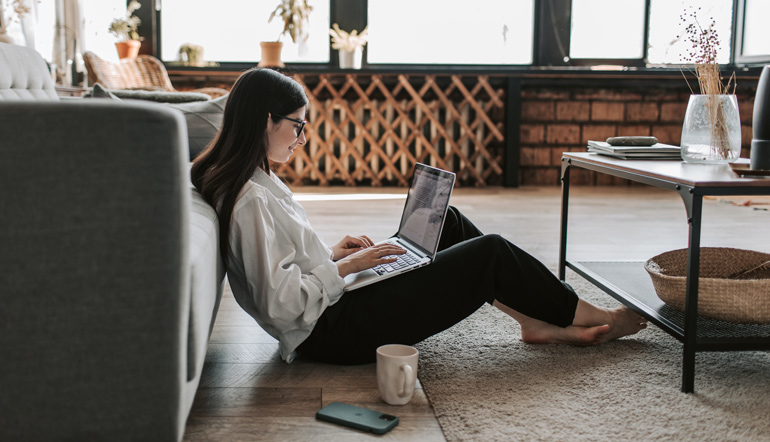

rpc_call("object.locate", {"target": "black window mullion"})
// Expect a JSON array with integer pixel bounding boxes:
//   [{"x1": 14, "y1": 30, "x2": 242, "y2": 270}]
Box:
[
  {"x1": 535, "y1": 0, "x2": 571, "y2": 67},
  {"x1": 642, "y1": 0, "x2": 651, "y2": 63},
  {"x1": 731, "y1": 0, "x2": 743, "y2": 65},
  {"x1": 132, "y1": 0, "x2": 157, "y2": 57},
  {"x1": 331, "y1": 0, "x2": 368, "y2": 68}
]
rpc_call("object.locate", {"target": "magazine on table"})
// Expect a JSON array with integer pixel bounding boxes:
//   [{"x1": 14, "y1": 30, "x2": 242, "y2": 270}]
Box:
[{"x1": 586, "y1": 140, "x2": 681, "y2": 160}]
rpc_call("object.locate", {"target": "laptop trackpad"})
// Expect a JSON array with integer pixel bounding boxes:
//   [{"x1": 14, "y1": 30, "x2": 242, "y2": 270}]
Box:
[{"x1": 344, "y1": 268, "x2": 378, "y2": 289}]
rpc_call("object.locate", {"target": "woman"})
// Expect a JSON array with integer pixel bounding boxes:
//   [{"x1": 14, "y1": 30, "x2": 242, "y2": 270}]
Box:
[{"x1": 191, "y1": 68, "x2": 647, "y2": 365}]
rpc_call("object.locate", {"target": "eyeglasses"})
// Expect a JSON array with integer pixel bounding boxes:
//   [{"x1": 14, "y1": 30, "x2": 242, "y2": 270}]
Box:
[{"x1": 273, "y1": 114, "x2": 307, "y2": 138}]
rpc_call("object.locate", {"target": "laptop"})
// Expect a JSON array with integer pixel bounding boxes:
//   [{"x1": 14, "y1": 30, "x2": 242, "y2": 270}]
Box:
[{"x1": 344, "y1": 163, "x2": 456, "y2": 291}]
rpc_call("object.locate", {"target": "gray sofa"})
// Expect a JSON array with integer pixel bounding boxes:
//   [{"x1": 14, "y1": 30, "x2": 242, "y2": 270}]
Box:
[{"x1": 0, "y1": 43, "x2": 225, "y2": 441}]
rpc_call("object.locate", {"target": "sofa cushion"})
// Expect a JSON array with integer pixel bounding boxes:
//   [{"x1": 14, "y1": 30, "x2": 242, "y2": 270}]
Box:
[
  {"x1": 0, "y1": 42, "x2": 59, "y2": 101},
  {"x1": 88, "y1": 82, "x2": 122, "y2": 99},
  {"x1": 167, "y1": 94, "x2": 227, "y2": 160},
  {"x1": 83, "y1": 87, "x2": 211, "y2": 103},
  {"x1": 87, "y1": 83, "x2": 227, "y2": 160}
]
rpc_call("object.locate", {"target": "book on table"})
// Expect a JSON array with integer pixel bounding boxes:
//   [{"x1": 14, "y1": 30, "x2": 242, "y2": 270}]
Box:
[{"x1": 586, "y1": 140, "x2": 682, "y2": 160}]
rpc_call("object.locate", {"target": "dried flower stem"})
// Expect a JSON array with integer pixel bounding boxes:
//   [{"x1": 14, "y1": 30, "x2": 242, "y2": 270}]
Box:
[
  {"x1": 329, "y1": 23, "x2": 368, "y2": 52},
  {"x1": 679, "y1": 7, "x2": 737, "y2": 159}
]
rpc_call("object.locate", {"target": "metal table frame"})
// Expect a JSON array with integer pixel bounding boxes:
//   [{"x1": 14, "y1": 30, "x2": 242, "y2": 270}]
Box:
[{"x1": 558, "y1": 153, "x2": 770, "y2": 393}]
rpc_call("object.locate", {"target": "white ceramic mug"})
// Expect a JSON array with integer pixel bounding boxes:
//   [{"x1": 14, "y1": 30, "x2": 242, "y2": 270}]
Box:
[{"x1": 376, "y1": 344, "x2": 419, "y2": 405}]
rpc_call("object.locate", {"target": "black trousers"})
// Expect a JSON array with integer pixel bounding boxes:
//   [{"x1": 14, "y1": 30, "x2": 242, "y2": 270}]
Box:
[{"x1": 297, "y1": 206, "x2": 579, "y2": 365}]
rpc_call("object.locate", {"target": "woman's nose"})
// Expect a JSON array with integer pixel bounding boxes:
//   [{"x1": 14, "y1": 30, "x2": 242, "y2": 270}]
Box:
[{"x1": 297, "y1": 130, "x2": 307, "y2": 145}]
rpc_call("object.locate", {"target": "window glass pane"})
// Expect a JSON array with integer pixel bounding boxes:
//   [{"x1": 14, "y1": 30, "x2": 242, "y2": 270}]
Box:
[
  {"x1": 160, "y1": 0, "x2": 330, "y2": 63},
  {"x1": 367, "y1": 0, "x2": 533, "y2": 65},
  {"x1": 32, "y1": 0, "x2": 56, "y2": 62},
  {"x1": 28, "y1": 1, "x2": 123, "y2": 65},
  {"x1": 742, "y1": 0, "x2": 770, "y2": 56},
  {"x1": 1, "y1": 0, "x2": 25, "y2": 44},
  {"x1": 569, "y1": 0, "x2": 645, "y2": 59},
  {"x1": 82, "y1": 0, "x2": 131, "y2": 62},
  {"x1": 0, "y1": 0, "x2": 58, "y2": 50},
  {"x1": 647, "y1": 0, "x2": 732, "y2": 65}
]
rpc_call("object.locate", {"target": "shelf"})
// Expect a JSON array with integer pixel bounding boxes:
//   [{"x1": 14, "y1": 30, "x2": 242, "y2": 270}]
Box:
[{"x1": 568, "y1": 260, "x2": 770, "y2": 350}]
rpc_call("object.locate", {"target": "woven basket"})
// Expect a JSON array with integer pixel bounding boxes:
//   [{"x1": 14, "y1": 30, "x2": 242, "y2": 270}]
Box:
[{"x1": 644, "y1": 248, "x2": 770, "y2": 324}]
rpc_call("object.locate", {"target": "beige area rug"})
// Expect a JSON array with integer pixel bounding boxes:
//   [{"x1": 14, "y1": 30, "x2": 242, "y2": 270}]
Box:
[{"x1": 415, "y1": 271, "x2": 770, "y2": 442}]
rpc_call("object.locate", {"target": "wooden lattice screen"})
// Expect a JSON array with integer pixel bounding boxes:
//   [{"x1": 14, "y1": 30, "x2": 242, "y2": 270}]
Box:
[{"x1": 272, "y1": 73, "x2": 507, "y2": 187}]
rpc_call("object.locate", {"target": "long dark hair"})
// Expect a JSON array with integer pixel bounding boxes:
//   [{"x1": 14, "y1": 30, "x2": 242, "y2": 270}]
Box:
[{"x1": 191, "y1": 68, "x2": 308, "y2": 264}]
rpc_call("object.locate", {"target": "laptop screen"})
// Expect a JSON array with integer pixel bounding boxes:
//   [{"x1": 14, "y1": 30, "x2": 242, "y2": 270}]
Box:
[{"x1": 397, "y1": 164, "x2": 455, "y2": 254}]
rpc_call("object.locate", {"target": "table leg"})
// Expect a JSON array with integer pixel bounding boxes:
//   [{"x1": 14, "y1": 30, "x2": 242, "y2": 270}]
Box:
[
  {"x1": 681, "y1": 192, "x2": 703, "y2": 393},
  {"x1": 558, "y1": 158, "x2": 571, "y2": 281}
]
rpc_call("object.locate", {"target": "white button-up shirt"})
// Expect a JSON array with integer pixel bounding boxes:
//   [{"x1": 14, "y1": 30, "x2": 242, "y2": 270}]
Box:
[{"x1": 226, "y1": 168, "x2": 346, "y2": 363}]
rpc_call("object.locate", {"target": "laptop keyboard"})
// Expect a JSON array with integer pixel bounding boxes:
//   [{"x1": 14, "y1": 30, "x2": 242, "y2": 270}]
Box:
[{"x1": 372, "y1": 250, "x2": 421, "y2": 275}]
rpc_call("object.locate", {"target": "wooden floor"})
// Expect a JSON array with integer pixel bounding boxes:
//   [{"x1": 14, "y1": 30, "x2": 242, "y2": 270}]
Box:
[{"x1": 183, "y1": 185, "x2": 770, "y2": 441}]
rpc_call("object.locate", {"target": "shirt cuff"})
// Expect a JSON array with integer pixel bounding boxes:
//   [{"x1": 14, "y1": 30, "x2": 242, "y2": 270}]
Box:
[{"x1": 310, "y1": 260, "x2": 346, "y2": 303}]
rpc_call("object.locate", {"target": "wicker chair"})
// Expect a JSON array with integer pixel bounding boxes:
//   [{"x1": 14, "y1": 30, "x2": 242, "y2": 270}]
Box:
[{"x1": 83, "y1": 52, "x2": 228, "y2": 99}]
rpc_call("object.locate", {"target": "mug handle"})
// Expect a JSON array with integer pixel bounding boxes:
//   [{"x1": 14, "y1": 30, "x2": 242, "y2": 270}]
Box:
[{"x1": 398, "y1": 363, "x2": 415, "y2": 398}]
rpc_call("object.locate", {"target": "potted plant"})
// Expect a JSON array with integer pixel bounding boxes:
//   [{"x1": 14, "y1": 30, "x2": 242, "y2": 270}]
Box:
[
  {"x1": 329, "y1": 23, "x2": 368, "y2": 69},
  {"x1": 259, "y1": 0, "x2": 314, "y2": 67},
  {"x1": 108, "y1": 0, "x2": 143, "y2": 59}
]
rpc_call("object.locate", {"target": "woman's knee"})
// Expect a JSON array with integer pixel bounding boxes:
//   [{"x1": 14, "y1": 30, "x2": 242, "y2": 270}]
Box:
[
  {"x1": 479, "y1": 233, "x2": 507, "y2": 249},
  {"x1": 445, "y1": 205, "x2": 460, "y2": 226}
]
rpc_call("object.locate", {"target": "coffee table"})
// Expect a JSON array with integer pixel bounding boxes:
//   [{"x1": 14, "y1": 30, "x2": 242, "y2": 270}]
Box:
[{"x1": 558, "y1": 152, "x2": 770, "y2": 393}]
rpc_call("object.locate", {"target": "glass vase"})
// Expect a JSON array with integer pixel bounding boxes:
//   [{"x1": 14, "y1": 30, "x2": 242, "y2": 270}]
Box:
[{"x1": 680, "y1": 94, "x2": 741, "y2": 164}]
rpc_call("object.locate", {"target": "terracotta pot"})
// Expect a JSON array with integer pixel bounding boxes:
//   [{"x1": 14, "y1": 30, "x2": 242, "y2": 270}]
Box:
[
  {"x1": 115, "y1": 40, "x2": 141, "y2": 59},
  {"x1": 258, "y1": 41, "x2": 285, "y2": 67}
]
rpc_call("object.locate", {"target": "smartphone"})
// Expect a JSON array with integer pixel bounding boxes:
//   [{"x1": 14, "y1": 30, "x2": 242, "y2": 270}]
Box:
[{"x1": 316, "y1": 402, "x2": 399, "y2": 435}]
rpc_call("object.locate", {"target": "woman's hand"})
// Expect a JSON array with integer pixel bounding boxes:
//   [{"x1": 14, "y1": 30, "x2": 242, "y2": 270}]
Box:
[
  {"x1": 331, "y1": 235, "x2": 375, "y2": 261},
  {"x1": 335, "y1": 243, "x2": 407, "y2": 278}
]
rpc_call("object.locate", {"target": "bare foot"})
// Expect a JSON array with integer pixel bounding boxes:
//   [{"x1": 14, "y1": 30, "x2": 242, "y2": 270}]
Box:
[
  {"x1": 595, "y1": 306, "x2": 648, "y2": 343},
  {"x1": 493, "y1": 300, "x2": 647, "y2": 346},
  {"x1": 519, "y1": 319, "x2": 612, "y2": 346},
  {"x1": 572, "y1": 300, "x2": 647, "y2": 341}
]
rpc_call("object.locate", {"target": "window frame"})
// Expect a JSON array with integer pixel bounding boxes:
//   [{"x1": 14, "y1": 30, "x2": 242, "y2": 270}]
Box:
[
  {"x1": 732, "y1": 0, "x2": 770, "y2": 65},
  {"x1": 563, "y1": 0, "x2": 650, "y2": 68},
  {"x1": 142, "y1": 0, "x2": 767, "y2": 72},
  {"x1": 146, "y1": 0, "x2": 358, "y2": 69}
]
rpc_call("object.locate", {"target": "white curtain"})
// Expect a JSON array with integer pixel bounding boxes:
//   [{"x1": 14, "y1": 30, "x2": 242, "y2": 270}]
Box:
[
  {"x1": 20, "y1": 0, "x2": 35, "y2": 48},
  {"x1": 53, "y1": 0, "x2": 84, "y2": 85},
  {"x1": 0, "y1": 2, "x2": 6, "y2": 35}
]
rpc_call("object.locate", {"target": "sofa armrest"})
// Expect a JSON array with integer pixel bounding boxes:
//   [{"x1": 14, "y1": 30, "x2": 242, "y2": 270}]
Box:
[{"x1": 0, "y1": 101, "x2": 192, "y2": 441}]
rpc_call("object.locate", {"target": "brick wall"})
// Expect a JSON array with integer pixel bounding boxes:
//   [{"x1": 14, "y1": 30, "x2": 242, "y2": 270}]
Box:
[
  {"x1": 519, "y1": 82, "x2": 758, "y2": 186},
  {"x1": 170, "y1": 70, "x2": 760, "y2": 187}
]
